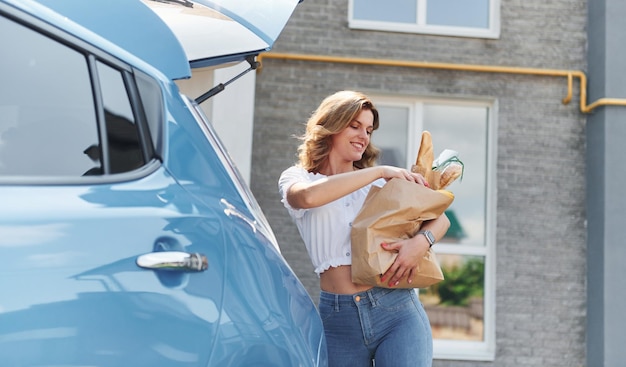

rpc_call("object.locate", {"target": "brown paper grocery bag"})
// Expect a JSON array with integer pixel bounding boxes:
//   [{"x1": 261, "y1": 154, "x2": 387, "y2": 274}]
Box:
[{"x1": 350, "y1": 178, "x2": 453, "y2": 288}]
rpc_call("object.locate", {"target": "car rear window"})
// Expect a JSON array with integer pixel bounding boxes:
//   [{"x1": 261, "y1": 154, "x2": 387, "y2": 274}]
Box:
[{"x1": 96, "y1": 61, "x2": 144, "y2": 174}]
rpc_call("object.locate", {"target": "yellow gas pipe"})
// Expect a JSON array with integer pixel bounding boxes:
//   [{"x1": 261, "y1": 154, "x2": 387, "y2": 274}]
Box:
[{"x1": 257, "y1": 52, "x2": 626, "y2": 114}]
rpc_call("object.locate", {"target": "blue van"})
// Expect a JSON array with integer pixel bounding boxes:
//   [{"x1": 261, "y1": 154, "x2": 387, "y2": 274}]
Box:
[{"x1": 0, "y1": 0, "x2": 327, "y2": 365}]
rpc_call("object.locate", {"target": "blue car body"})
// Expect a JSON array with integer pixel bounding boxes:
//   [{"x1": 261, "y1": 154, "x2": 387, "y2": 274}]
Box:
[{"x1": 0, "y1": 0, "x2": 326, "y2": 366}]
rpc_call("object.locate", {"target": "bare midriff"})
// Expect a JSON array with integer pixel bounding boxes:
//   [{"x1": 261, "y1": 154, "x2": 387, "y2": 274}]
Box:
[{"x1": 319, "y1": 265, "x2": 373, "y2": 294}]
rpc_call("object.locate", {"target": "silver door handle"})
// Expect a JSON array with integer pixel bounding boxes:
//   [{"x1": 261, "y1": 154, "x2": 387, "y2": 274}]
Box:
[{"x1": 136, "y1": 251, "x2": 208, "y2": 272}]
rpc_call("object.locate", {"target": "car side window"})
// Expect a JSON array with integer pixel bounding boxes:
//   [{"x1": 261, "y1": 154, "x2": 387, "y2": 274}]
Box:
[
  {"x1": 0, "y1": 15, "x2": 99, "y2": 177},
  {"x1": 96, "y1": 61, "x2": 145, "y2": 174},
  {"x1": 0, "y1": 15, "x2": 148, "y2": 178}
]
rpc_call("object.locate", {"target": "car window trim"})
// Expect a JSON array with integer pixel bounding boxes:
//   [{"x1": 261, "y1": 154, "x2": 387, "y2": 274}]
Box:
[
  {"x1": 89, "y1": 55, "x2": 110, "y2": 174},
  {"x1": 0, "y1": 158, "x2": 162, "y2": 186},
  {"x1": 123, "y1": 69, "x2": 156, "y2": 163}
]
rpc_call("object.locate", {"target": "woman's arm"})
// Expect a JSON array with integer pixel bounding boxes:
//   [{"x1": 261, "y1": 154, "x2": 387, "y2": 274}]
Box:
[
  {"x1": 380, "y1": 213, "x2": 451, "y2": 287},
  {"x1": 286, "y1": 166, "x2": 428, "y2": 209}
]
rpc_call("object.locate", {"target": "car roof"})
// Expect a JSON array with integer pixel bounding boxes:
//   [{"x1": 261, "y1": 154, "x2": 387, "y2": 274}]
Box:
[{"x1": 6, "y1": 0, "x2": 301, "y2": 80}]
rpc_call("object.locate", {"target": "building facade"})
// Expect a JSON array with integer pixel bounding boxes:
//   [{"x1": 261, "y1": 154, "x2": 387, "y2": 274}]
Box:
[
  {"x1": 244, "y1": 0, "x2": 621, "y2": 366},
  {"x1": 182, "y1": 0, "x2": 626, "y2": 365}
]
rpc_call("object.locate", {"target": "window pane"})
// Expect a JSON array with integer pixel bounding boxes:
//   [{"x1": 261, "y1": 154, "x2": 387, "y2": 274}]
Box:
[
  {"x1": 373, "y1": 106, "x2": 409, "y2": 167},
  {"x1": 420, "y1": 254, "x2": 485, "y2": 341},
  {"x1": 0, "y1": 16, "x2": 99, "y2": 177},
  {"x1": 427, "y1": 0, "x2": 490, "y2": 28},
  {"x1": 97, "y1": 62, "x2": 144, "y2": 174},
  {"x1": 373, "y1": 97, "x2": 493, "y2": 358},
  {"x1": 423, "y1": 104, "x2": 487, "y2": 246},
  {"x1": 353, "y1": 0, "x2": 417, "y2": 24}
]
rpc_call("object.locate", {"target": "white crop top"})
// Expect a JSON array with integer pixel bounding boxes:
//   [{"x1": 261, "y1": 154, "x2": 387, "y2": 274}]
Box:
[{"x1": 278, "y1": 165, "x2": 385, "y2": 275}]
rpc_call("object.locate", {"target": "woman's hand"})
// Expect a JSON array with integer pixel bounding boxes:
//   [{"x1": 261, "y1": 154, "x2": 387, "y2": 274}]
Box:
[
  {"x1": 379, "y1": 235, "x2": 430, "y2": 287},
  {"x1": 379, "y1": 166, "x2": 429, "y2": 187},
  {"x1": 380, "y1": 214, "x2": 450, "y2": 287}
]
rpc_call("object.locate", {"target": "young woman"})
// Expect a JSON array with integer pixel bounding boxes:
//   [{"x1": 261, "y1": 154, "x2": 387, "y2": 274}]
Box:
[{"x1": 278, "y1": 90, "x2": 450, "y2": 367}]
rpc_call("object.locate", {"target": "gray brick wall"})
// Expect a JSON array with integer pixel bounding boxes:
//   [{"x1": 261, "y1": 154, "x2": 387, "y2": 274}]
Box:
[{"x1": 250, "y1": 1, "x2": 588, "y2": 366}]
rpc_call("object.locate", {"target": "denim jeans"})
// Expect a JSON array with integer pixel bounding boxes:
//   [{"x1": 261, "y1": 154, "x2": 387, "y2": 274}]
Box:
[{"x1": 319, "y1": 287, "x2": 432, "y2": 367}]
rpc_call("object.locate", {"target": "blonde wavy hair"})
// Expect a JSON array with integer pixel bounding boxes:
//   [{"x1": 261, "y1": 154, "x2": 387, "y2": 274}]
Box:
[{"x1": 297, "y1": 90, "x2": 380, "y2": 172}]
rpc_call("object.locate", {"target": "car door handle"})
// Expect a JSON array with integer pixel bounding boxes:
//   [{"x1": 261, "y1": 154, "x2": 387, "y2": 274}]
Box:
[{"x1": 136, "y1": 251, "x2": 208, "y2": 272}]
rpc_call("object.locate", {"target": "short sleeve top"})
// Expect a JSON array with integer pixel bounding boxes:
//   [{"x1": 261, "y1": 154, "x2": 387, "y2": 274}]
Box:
[{"x1": 278, "y1": 165, "x2": 385, "y2": 275}]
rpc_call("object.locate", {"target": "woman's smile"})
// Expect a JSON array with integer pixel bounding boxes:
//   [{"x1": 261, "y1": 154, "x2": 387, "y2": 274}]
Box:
[
  {"x1": 351, "y1": 141, "x2": 365, "y2": 152},
  {"x1": 330, "y1": 109, "x2": 374, "y2": 163}
]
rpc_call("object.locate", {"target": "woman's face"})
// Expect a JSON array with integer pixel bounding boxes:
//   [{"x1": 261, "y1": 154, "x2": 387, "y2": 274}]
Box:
[{"x1": 329, "y1": 109, "x2": 374, "y2": 163}]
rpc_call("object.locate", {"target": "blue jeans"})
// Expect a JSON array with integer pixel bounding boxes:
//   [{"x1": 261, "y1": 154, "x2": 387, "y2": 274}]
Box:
[{"x1": 319, "y1": 287, "x2": 432, "y2": 367}]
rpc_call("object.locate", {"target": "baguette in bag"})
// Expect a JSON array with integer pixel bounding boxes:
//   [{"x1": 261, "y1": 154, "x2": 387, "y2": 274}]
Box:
[{"x1": 411, "y1": 131, "x2": 464, "y2": 190}]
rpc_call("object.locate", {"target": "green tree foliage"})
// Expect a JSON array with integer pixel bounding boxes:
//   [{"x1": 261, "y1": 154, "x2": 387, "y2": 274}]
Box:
[{"x1": 436, "y1": 258, "x2": 484, "y2": 306}]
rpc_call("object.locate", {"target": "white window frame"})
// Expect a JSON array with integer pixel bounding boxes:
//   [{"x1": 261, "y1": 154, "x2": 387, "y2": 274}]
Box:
[
  {"x1": 372, "y1": 95, "x2": 497, "y2": 361},
  {"x1": 348, "y1": 0, "x2": 501, "y2": 39}
]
